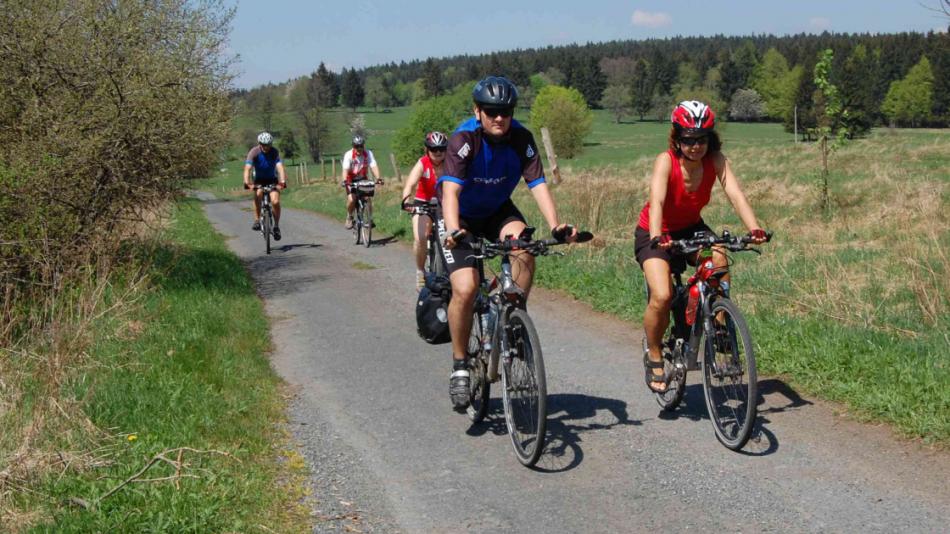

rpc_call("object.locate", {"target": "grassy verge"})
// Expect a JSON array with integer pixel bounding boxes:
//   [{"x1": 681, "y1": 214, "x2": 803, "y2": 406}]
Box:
[
  {"x1": 202, "y1": 116, "x2": 950, "y2": 445},
  {"x1": 2, "y1": 200, "x2": 310, "y2": 532}
]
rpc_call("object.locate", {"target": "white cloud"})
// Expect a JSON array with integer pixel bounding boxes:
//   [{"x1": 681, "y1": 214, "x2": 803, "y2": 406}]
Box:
[
  {"x1": 631, "y1": 10, "x2": 672, "y2": 28},
  {"x1": 809, "y1": 17, "x2": 831, "y2": 31}
]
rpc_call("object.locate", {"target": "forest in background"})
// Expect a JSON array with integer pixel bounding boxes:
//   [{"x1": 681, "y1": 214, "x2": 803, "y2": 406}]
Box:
[{"x1": 231, "y1": 31, "x2": 949, "y2": 163}]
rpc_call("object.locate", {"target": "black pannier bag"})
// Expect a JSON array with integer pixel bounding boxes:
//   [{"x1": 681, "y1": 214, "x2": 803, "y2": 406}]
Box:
[{"x1": 416, "y1": 273, "x2": 451, "y2": 344}]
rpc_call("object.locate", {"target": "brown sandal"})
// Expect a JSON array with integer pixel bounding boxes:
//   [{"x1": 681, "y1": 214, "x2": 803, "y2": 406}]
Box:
[{"x1": 643, "y1": 353, "x2": 670, "y2": 393}]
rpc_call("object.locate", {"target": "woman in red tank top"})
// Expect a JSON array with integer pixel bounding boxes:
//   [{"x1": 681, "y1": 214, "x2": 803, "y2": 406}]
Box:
[
  {"x1": 401, "y1": 132, "x2": 448, "y2": 289},
  {"x1": 636, "y1": 101, "x2": 768, "y2": 394}
]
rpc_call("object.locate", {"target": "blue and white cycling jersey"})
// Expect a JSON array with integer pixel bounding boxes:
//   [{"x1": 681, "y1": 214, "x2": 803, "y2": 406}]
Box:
[
  {"x1": 245, "y1": 145, "x2": 282, "y2": 181},
  {"x1": 438, "y1": 117, "x2": 546, "y2": 219}
]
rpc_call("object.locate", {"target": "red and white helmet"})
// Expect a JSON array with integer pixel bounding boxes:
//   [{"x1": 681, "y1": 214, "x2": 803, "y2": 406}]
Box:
[
  {"x1": 424, "y1": 131, "x2": 448, "y2": 149},
  {"x1": 671, "y1": 101, "x2": 715, "y2": 135}
]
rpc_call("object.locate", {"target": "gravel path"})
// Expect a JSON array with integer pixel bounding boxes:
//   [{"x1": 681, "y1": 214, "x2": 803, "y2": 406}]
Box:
[{"x1": 201, "y1": 193, "x2": 949, "y2": 533}]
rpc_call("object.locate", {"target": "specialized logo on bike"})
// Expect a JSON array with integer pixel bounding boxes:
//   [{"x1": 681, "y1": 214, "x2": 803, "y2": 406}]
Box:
[
  {"x1": 437, "y1": 219, "x2": 454, "y2": 264},
  {"x1": 472, "y1": 176, "x2": 507, "y2": 185},
  {"x1": 457, "y1": 142, "x2": 471, "y2": 159},
  {"x1": 526, "y1": 144, "x2": 535, "y2": 158}
]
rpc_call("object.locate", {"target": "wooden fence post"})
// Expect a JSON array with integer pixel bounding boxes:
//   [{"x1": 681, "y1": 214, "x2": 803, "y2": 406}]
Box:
[
  {"x1": 303, "y1": 161, "x2": 309, "y2": 184},
  {"x1": 321, "y1": 158, "x2": 326, "y2": 180},
  {"x1": 540, "y1": 127, "x2": 562, "y2": 185},
  {"x1": 389, "y1": 153, "x2": 402, "y2": 183}
]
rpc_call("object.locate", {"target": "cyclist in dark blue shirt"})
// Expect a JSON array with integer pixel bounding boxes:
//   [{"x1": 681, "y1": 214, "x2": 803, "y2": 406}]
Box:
[
  {"x1": 438, "y1": 76, "x2": 578, "y2": 410},
  {"x1": 243, "y1": 132, "x2": 287, "y2": 240}
]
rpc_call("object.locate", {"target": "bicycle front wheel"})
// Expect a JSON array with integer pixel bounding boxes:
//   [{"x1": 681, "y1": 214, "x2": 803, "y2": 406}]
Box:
[
  {"x1": 425, "y1": 235, "x2": 445, "y2": 277},
  {"x1": 353, "y1": 204, "x2": 363, "y2": 245},
  {"x1": 500, "y1": 308, "x2": 546, "y2": 466},
  {"x1": 700, "y1": 297, "x2": 757, "y2": 450},
  {"x1": 467, "y1": 312, "x2": 490, "y2": 423},
  {"x1": 361, "y1": 201, "x2": 372, "y2": 247},
  {"x1": 263, "y1": 206, "x2": 272, "y2": 255}
]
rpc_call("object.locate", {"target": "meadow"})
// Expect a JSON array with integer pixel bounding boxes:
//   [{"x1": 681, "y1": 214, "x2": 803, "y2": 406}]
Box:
[{"x1": 205, "y1": 108, "x2": 950, "y2": 444}]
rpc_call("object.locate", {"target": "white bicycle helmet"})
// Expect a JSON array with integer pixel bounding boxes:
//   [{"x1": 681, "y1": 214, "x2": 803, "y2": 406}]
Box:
[{"x1": 257, "y1": 131, "x2": 273, "y2": 145}]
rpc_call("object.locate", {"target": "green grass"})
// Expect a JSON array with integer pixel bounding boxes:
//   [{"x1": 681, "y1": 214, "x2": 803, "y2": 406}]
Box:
[
  {"x1": 202, "y1": 111, "x2": 950, "y2": 445},
  {"x1": 17, "y1": 200, "x2": 310, "y2": 532}
]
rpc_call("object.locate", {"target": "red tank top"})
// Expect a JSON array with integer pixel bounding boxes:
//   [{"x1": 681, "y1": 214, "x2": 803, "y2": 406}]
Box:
[
  {"x1": 637, "y1": 150, "x2": 717, "y2": 233},
  {"x1": 414, "y1": 155, "x2": 440, "y2": 202}
]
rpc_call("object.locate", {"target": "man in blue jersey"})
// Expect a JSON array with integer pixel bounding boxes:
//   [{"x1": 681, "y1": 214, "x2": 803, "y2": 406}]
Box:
[
  {"x1": 438, "y1": 76, "x2": 578, "y2": 410},
  {"x1": 243, "y1": 132, "x2": 287, "y2": 240}
]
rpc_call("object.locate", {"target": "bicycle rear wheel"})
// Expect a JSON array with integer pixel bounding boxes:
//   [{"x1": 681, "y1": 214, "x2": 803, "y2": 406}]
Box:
[
  {"x1": 700, "y1": 297, "x2": 757, "y2": 450},
  {"x1": 361, "y1": 201, "x2": 372, "y2": 247},
  {"x1": 500, "y1": 308, "x2": 546, "y2": 466},
  {"x1": 467, "y1": 312, "x2": 490, "y2": 423},
  {"x1": 646, "y1": 338, "x2": 686, "y2": 411},
  {"x1": 263, "y1": 206, "x2": 272, "y2": 255}
]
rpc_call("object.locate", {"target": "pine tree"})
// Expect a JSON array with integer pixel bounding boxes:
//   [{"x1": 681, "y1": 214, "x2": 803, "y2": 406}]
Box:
[
  {"x1": 574, "y1": 56, "x2": 607, "y2": 109},
  {"x1": 630, "y1": 58, "x2": 654, "y2": 120},
  {"x1": 422, "y1": 58, "x2": 443, "y2": 98},
  {"x1": 340, "y1": 68, "x2": 365, "y2": 111},
  {"x1": 316, "y1": 62, "x2": 339, "y2": 107}
]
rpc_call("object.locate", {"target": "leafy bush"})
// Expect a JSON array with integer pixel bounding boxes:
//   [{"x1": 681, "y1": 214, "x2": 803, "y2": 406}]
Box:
[
  {"x1": 529, "y1": 85, "x2": 593, "y2": 159},
  {"x1": 392, "y1": 87, "x2": 470, "y2": 167},
  {"x1": 0, "y1": 0, "x2": 232, "y2": 330}
]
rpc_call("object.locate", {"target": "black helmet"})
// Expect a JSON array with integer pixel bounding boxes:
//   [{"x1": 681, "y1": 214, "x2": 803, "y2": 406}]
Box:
[
  {"x1": 472, "y1": 76, "x2": 518, "y2": 108},
  {"x1": 352, "y1": 134, "x2": 365, "y2": 147}
]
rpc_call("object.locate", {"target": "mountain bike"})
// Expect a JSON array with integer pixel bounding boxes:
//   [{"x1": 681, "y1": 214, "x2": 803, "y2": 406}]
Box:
[
  {"x1": 252, "y1": 184, "x2": 279, "y2": 255},
  {"x1": 403, "y1": 197, "x2": 445, "y2": 278},
  {"x1": 351, "y1": 179, "x2": 380, "y2": 247},
  {"x1": 646, "y1": 229, "x2": 771, "y2": 450},
  {"x1": 466, "y1": 227, "x2": 593, "y2": 466}
]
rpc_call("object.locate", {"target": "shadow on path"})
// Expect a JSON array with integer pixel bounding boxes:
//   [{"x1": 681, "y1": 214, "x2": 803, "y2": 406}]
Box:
[
  {"x1": 649, "y1": 378, "x2": 812, "y2": 457},
  {"x1": 464, "y1": 393, "x2": 639, "y2": 473}
]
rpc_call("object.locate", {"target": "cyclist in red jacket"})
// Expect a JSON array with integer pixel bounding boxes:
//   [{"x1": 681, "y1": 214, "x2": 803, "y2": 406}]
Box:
[{"x1": 401, "y1": 131, "x2": 448, "y2": 289}]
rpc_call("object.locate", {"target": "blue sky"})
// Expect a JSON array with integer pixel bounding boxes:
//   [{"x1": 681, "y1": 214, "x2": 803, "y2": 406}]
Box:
[{"x1": 228, "y1": 0, "x2": 948, "y2": 88}]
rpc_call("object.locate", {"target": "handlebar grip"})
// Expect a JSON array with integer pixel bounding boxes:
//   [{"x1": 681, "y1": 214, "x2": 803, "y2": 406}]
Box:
[{"x1": 575, "y1": 231, "x2": 594, "y2": 243}]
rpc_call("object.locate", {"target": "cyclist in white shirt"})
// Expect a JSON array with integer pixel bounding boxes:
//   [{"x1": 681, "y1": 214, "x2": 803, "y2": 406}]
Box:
[{"x1": 341, "y1": 135, "x2": 382, "y2": 229}]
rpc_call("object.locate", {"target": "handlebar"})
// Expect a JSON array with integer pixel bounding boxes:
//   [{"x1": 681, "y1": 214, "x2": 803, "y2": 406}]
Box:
[
  {"x1": 669, "y1": 229, "x2": 772, "y2": 255},
  {"x1": 402, "y1": 197, "x2": 438, "y2": 216},
  {"x1": 248, "y1": 183, "x2": 280, "y2": 192},
  {"x1": 475, "y1": 229, "x2": 594, "y2": 259}
]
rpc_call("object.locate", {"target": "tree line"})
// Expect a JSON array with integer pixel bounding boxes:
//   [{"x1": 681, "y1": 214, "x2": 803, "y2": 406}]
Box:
[{"x1": 234, "y1": 30, "x2": 948, "y2": 162}]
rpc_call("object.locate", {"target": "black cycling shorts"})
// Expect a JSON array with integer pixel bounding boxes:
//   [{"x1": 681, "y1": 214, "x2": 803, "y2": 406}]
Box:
[
  {"x1": 439, "y1": 199, "x2": 527, "y2": 274},
  {"x1": 253, "y1": 176, "x2": 278, "y2": 186},
  {"x1": 634, "y1": 219, "x2": 712, "y2": 273}
]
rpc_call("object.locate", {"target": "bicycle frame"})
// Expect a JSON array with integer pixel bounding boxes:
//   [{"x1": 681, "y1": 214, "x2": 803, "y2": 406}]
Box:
[{"x1": 667, "y1": 262, "x2": 725, "y2": 372}]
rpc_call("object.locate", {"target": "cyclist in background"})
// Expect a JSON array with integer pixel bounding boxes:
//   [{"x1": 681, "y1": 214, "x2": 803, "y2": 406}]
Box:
[
  {"x1": 401, "y1": 131, "x2": 448, "y2": 289},
  {"x1": 342, "y1": 135, "x2": 382, "y2": 229},
  {"x1": 439, "y1": 76, "x2": 578, "y2": 410},
  {"x1": 635, "y1": 101, "x2": 767, "y2": 394},
  {"x1": 243, "y1": 132, "x2": 287, "y2": 241}
]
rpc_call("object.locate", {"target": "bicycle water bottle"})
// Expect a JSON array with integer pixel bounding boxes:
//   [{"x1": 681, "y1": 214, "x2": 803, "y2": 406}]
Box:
[{"x1": 685, "y1": 283, "x2": 701, "y2": 326}]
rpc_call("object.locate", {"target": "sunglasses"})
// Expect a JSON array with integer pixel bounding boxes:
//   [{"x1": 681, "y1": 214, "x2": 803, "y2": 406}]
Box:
[
  {"x1": 429, "y1": 147, "x2": 446, "y2": 153},
  {"x1": 481, "y1": 107, "x2": 513, "y2": 118},
  {"x1": 678, "y1": 136, "x2": 709, "y2": 147}
]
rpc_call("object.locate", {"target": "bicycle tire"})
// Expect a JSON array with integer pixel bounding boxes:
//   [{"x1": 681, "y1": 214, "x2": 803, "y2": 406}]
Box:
[
  {"x1": 647, "y1": 338, "x2": 686, "y2": 411},
  {"x1": 700, "y1": 297, "x2": 757, "y2": 450},
  {"x1": 362, "y1": 200, "x2": 372, "y2": 248},
  {"x1": 263, "y1": 205, "x2": 272, "y2": 255},
  {"x1": 353, "y1": 203, "x2": 363, "y2": 245},
  {"x1": 425, "y1": 236, "x2": 446, "y2": 277},
  {"x1": 467, "y1": 312, "x2": 490, "y2": 423},
  {"x1": 500, "y1": 308, "x2": 546, "y2": 466}
]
